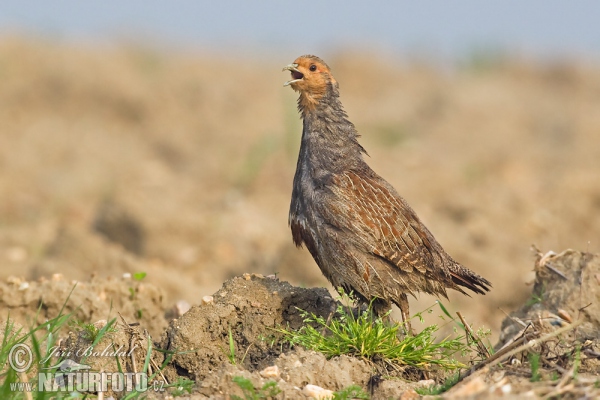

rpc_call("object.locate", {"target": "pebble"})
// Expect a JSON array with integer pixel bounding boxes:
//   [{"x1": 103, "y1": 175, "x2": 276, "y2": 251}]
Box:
[
  {"x1": 416, "y1": 379, "x2": 435, "y2": 387},
  {"x1": 93, "y1": 320, "x2": 107, "y2": 329},
  {"x1": 176, "y1": 300, "x2": 191, "y2": 315},
  {"x1": 446, "y1": 376, "x2": 486, "y2": 398},
  {"x1": 259, "y1": 365, "x2": 279, "y2": 379},
  {"x1": 201, "y1": 296, "x2": 214, "y2": 305},
  {"x1": 303, "y1": 384, "x2": 333, "y2": 399},
  {"x1": 500, "y1": 384, "x2": 512, "y2": 395},
  {"x1": 557, "y1": 309, "x2": 572, "y2": 323},
  {"x1": 18, "y1": 282, "x2": 29, "y2": 291},
  {"x1": 243, "y1": 273, "x2": 251, "y2": 280}
]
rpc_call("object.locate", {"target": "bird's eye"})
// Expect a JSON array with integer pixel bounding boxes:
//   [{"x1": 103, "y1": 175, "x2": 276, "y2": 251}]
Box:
[{"x1": 309, "y1": 64, "x2": 317, "y2": 72}]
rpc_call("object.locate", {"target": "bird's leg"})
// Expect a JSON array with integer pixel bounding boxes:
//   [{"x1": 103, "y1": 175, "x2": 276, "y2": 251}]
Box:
[
  {"x1": 398, "y1": 293, "x2": 414, "y2": 336},
  {"x1": 371, "y1": 298, "x2": 392, "y2": 322}
]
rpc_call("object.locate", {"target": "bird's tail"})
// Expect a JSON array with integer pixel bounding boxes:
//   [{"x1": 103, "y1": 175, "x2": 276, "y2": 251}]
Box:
[{"x1": 448, "y1": 261, "x2": 491, "y2": 295}]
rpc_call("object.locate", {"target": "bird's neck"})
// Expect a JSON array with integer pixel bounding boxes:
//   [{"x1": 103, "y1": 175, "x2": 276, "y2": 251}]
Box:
[{"x1": 298, "y1": 86, "x2": 366, "y2": 175}]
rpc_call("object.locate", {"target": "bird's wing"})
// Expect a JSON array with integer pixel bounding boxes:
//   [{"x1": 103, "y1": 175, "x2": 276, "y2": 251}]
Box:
[{"x1": 321, "y1": 170, "x2": 447, "y2": 278}]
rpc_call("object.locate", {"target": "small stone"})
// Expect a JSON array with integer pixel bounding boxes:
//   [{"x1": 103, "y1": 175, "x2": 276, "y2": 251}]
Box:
[
  {"x1": 259, "y1": 365, "x2": 279, "y2": 379},
  {"x1": 447, "y1": 376, "x2": 486, "y2": 397},
  {"x1": 93, "y1": 320, "x2": 107, "y2": 329},
  {"x1": 52, "y1": 273, "x2": 64, "y2": 281},
  {"x1": 416, "y1": 379, "x2": 435, "y2": 387},
  {"x1": 252, "y1": 273, "x2": 264, "y2": 279},
  {"x1": 557, "y1": 309, "x2": 572, "y2": 323},
  {"x1": 303, "y1": 384, "x2": 333, "y2": 400},
  {"x1": 122, "y1": 273, "x2": 132, "y2": 280},
  {"x1": 272, "y1": 291, "x2": 278, "y2": 296},
  {"x1": 201, "y1": 296, "x2": 214, "y2": 305},
  {"x1": 242, "y1": 273, "x2": 251, "y2": 280},
  {"x1": 266, "y1": 274, "x2": 278, "y2": 280},
  {"x1": 176, "y1": 300, "x2": 191, "y2": 315},
  {"x1": 500, "y1": 384, "x2": 512, "y2": 395},
  {"x1": 18, "y1": 282, "x2": 29, "y2": 291}
]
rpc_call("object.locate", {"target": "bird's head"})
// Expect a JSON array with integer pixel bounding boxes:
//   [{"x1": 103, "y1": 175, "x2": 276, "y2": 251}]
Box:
[{"x1": 283, "y1": 55, "x2": 337, "y2": 112}]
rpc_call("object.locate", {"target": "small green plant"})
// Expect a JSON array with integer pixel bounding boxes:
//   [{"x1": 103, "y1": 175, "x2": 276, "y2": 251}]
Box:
[
  {"x1": 529, "y1": 352, "x2": 541, "y2": 382},
  {"x1": 526, "y1": 285, "x2": 545, "y2": 307},
  {"x1": 133, "y1": 272, "x2": 147, "y2": 281},
  {"x1": 228, "y1": 326, "x2": 237, "y2": 365},
  {"x1": 128, "y1": 271, "x2": 147, "y2": 300},
  {"x1": 231, "y1": 376, "x2": 281, "y2": 400},
  {"x1": 257, "y1": 333, "x2": 278, "y2": 348},
  {"x1": 435, "y1": 301, "x2": 494, "y2": 359},
  {"x1": 279, "y1": 300, "x2": 468, "y2": 369},
  {"x1": 127, "y1": 271, "x2": 147, "y2": 319},
  {"x1": 167, "y1": 377, "x2": 195, "y2": 397},
  {"x1": 333, "y1": 384, "x2": 370, "y2": 400},
  {"x1": 69, "y1": 319, "x2": 118, "y2": 342},
  {"x1": 573, "y1": 343, "x2": 581, "y2": 380},
  {"x1": 415, "y1": 372, "x2": 461, "y2": 395}
]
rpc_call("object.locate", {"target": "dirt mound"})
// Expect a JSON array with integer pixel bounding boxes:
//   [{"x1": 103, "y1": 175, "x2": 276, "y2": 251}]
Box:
[
  {"x1": 443, "y1": 249, "x2": 600, "y2": 399},
  {"x1": 2, "y1": 272, "x2": 436, "y2": 398},
  {"x1": 160, "y1": 274, "x2": 337, "y2": 381},
  {"x1": 0, "y1": 273, "x2": 167, "y2": 338},
  {"x1": 159, "y1": 274, "x2": 427, "y2": 398},
  {"x1": 498, "y1": 248, "x2": 600, "y2": 347}
]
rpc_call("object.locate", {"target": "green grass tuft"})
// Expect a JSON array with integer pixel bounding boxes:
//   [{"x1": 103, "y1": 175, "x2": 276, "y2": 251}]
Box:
[{"x1": 279, "y1": 300, "x2": 468, "y2": 370}]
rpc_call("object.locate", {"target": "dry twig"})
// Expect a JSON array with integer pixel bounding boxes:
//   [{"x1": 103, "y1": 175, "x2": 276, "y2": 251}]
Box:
[{"x1": 456, "y1": 311, "x2": 491, "y2": 358}]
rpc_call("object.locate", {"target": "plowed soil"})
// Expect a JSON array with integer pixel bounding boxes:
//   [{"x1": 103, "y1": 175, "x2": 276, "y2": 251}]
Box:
[{"x1": 1, "y1": 39, "x2": 599, "y2": 398}]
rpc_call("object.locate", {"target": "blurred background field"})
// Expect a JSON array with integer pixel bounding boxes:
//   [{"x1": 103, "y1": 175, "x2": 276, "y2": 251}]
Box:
[{"x1": 0, "y1": 2, "x2": 599, "y2": 339}]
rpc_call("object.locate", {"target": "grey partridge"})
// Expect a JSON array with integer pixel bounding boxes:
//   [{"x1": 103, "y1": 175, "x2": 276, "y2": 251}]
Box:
[{"x1": 283, "y1": 55, "x2": 491, "y2": 332}]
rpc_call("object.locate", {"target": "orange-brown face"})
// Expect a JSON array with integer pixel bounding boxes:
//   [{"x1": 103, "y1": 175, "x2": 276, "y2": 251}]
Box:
[{"x1": 282, "y1": 55, "x2": 336, "y2": 107}]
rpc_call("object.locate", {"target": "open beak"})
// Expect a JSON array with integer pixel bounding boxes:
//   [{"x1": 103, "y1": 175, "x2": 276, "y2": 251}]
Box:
[{"x1": 282, "y1": 63, "x2": 303, "y2": 86}]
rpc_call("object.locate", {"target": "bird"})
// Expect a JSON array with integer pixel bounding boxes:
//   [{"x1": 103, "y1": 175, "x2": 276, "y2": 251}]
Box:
[{"x1": 283, "y1": 55, "x2": 491, "y2": 333}]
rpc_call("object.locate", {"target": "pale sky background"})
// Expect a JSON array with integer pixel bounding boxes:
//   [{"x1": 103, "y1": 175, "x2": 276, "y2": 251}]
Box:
[{"x1": 0, "y1": 1, "x2": 598, "y2": 61}]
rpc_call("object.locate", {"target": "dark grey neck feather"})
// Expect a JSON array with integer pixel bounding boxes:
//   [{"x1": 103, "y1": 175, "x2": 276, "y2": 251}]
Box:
[{"x1": 298, "y1": 83, "x2": 367, "y2": 178}]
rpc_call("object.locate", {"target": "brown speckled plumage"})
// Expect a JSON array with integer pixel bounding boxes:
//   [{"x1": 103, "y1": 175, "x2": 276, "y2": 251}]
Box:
[{"x1": 283, "y1": 55, "x2": 491, "y2": 330}]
